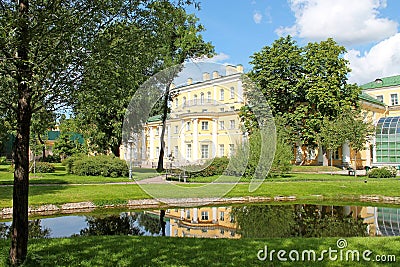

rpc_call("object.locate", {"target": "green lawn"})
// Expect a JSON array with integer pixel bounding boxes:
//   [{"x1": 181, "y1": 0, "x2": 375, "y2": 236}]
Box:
[
  {"x1": 0, "y1": 172, "x2": 399, "y2": 208},
  {"x1": 0, "y1": 236, "x2": 399, "y2": 266},
  {"x1": 0, "y1": 164, "x2": 158, "y2": 185}
]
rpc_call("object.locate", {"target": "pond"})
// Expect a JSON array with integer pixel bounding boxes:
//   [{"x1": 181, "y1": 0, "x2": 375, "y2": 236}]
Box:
[{"x1": 1, "y1": 204, "x2": 399, "y2": 239}]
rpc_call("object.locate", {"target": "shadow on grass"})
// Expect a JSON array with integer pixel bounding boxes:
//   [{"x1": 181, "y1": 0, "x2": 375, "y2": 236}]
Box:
[{"x1": 4, "y1": 236, "x2": 398, "y2": 267}]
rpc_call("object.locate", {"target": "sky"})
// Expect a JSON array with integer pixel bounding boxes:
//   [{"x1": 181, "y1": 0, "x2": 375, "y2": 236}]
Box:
[{"x1": 187, "y1": 0, "x2": 400, "y2": 85}]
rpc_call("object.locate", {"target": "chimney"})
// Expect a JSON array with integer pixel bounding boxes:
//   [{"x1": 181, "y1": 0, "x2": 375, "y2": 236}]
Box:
[
  {"x1": 203, "y1": 72, "x2": 210, "y2": 81},
  {"x1": 212, "y1": 71, "x2": 220, "y2": 79},
  {"x1": 236, "y1": 64, "x2": 244, "y2": 73},
  {"x1": 187, "y1": 78, "x2": 193, "y2": 85},
  {"x1": 225, "y1": 65, "x2": 237, "y2": 75}
]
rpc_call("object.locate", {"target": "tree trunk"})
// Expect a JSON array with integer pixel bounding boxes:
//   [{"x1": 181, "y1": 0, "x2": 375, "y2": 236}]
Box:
[
  {"x1": 10, "y1": 1, "x2": 32, "y2": 265},
  {"x1": 159, "y1": 210, "x2": 166, "y2": 236},
  {"x1": 111, "y1": 142, "x2": 120, "y2": 158},
  {"x1": 156, "y1": 86, "x2": 170, "y2": 173},
  {"x1": 37, "y1": 135, "x2": 46, "y2": 160}
]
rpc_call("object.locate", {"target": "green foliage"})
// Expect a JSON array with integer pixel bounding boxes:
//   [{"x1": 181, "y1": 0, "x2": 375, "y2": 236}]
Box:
[
  {"x1": 71, "y1": 155, "x2": 129, "y2": 177},
  {"x1": 53, "y1": 132, "x2": 85, "y2": 159},
  {"x1": 0, "y1": 157, "x2": 6, "y2": 165},
  {"x1": 79, "y1": 215, "x2": 141, "y2": 236},
  {"x1": 61, "y1": 154, "x2": 85, "y2": 174},
  {"x1": 249, "y1": 36, "x2": 360, "y2": 147},
  {"x1": 187, "y1": 157, "x2": 230, "y2": 177},
  {"x1": 368, "y1": 167, "x2": 397, "y2": 178},
  {"x1": 42, "y1": 155, "x2": 61, "y2": 163},
  {"x1": 30, "y1": 162, "x2": 55, "y2": 173}
]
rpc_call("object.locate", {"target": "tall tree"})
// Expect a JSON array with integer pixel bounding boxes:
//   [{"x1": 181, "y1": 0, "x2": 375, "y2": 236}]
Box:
[
  {"x1": 318, "y1": 117, "x2": 345, "y2": 170},
  {"x1": 1, "y1": 1, "x2": 203, "y2": 264},
  {"x1": 249, "y1": 37, "x2": 360, "y2": 150},
  {"x1": 74, "y1": 1, "x2": 213, "y2": 158}
]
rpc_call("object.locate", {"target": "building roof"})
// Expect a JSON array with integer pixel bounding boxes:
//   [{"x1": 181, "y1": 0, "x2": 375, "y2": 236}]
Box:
[
  {"x1": 147, "y1": 114, "x2": 170, "y2": 123},
  {"x1": 361, "y1": 75, "x2": 400, "y2": 90},
  {"x1": 359, "y1": 92, "x2": 386, "y2": 107}
]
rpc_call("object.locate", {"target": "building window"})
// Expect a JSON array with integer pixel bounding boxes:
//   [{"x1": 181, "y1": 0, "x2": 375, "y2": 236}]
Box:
[
  {"x1": 230, "y1": 214, "x2": 235, "y2": 223},
  {"x1": 220, "y1": 229, "x2": 225, "y2": 235},
  {"x1": 155, "y1": 147, "x2": 160, "y2": 157},
  {"x1": 219, "y1": 144, "x2": 225, "y2": 157},
  {"x1": 391, "y1": 94, "x2": 398, "y2": 105},
  {"x1": 230, "y1": 106, "x2": 235, "y2": 111},
  {"x1": 220, "y1": 89, "x2": 224, "y2": 101},
  {"x1": 230, "y1": 87, "x2": 235, "y2": 99},
  {"x1": 229, "y1": 144, "x2": 234, "y2": 156},
  {"x1": 174, "y1": 125, "x2": 178, "y2": 134},
  {"x1": 207, "y1": 91, "x2": 211, "y2": 103},
  {"x1": 220, "y1": 108, "x2": 224, "y2": 112},
  {"x1": 186, "y1": 144, "x2": 192, "y2": 159},
  {"x1": 219, "y1": 121, "x2": 225, "y2": 130},
  {"x1": 201, "y1": 121, "x2": 209, "y2": 130},
  {"x1": 175, "y1": 99, "x2": 179, "y2": 108},
  {"x1": 219, "y1": 211, "x2": 225, "y2": 221},
  {"x1": 201, "y1": 211, "x2": 209, "y2": 220},
  {"x1": 230, "y1": 120, "x2": 235, "y2": 129},
  {"x1": 186, "y1": 209, "x2": 190, "y2": 219},
  {"x1": 155, "y1": 127, "x2": 160, "y2": 135},
  {"x1": 202, "y1": 109, "x2": 208, "y2": 112},
  {"x1": 332, "y1": 149, "x2": 340, "y2": 160},
  {"x1": 186, "y1": 121, "x2": 191, "y2": 131},
  {"x1": 183, "y1": 97, "x2": 186, "y2": 107},
  {"x1": 193, "y1": 94, "x2": 198, "y2": 105},
  {"x1": 201, "y1": 145, "x2": 209, "y2": 159},
  {"x1": 376, "y1": 95, "x2": 384, "y2": 103},
  {"x1": 200, "y1": 93, "x2": 204, "y2": 104}
]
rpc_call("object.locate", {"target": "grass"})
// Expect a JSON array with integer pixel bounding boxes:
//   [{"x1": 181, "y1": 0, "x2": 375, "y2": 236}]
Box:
[
  {"x1": 291, "y1": 165, "x2": 344, "y2": 173},
  {"x1": 0, "y1": 173, "x2": 399, "y2": 208},
  {"x1": 0, "y1": 164, "x2": 158, "y2": 185},
  {"x1": 0, "y1": 236, "x2": 399, "y2": 266}
]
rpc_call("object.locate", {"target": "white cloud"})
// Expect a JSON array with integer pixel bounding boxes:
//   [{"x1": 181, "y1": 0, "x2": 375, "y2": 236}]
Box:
[
  {"x1": 253, "y1": 11, "x2": 263, "y2": 24},
  {"x1": 192, "y1": 52, "x2": 230, "y2": 63},
  {"x1": 276, "y1": 0, "x2": 398, "y2": 45},
  {"x1": 346, "y1": 33, "x2": 400, "y2": 85}
]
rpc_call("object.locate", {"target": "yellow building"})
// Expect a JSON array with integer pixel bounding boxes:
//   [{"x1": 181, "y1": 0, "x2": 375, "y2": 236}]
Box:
[
  {"x1": 122, "y1": 67, "x2": 400, "y2": 169},
  {"x1": 163, "y1": 206, "x2": 239, "y2": 238},
  {"x1": 124, "y1": 65, "x2": 246, "y2": 168}
]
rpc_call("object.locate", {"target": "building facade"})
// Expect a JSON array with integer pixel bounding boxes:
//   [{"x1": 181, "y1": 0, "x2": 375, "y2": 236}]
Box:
[{"x1": 122, "y1": 68, "x2": 400, "y2": 168}]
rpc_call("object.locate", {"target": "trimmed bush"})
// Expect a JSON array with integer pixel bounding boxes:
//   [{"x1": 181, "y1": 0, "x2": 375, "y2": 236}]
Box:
[
  {"x1": 62, "y1": 154, "x2": 86, "y2": 174},
  {"x1": 368, "y1": 166, "x2": 397, "y2": 178},
  {"x1": 71, "y1": 155, "x2": 128, "y2": 177},
  {"x1": 43, "y1": 154, "x2": 61, "y2": 163},
  {"x1": 188, "y1": 157, "x2": 230, "y2": 178},
  {"x1": 30, "y1": 162, "x2": 55, "y2": 173}
]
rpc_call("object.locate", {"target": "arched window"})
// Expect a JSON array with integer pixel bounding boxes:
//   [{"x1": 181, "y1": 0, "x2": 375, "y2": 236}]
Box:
[
  {"x1": 220, "y1": 89, "x2": 224, "y2": 101},
  {"x1": 200, "y1": 93, "x2": 204, "y2": 104},
  {"x1": 193, "y1": 94, "x2": 197, "y2": 105},
  {"x1": 183, "y1": 96, "x2": 186, "y2": 107},
  {"x1": 207, "y1": 91, "x2": 211, "y2": 103}
]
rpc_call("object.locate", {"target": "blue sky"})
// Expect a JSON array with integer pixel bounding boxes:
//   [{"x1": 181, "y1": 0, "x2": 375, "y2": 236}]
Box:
[{"x1": 187, "y1": 0, "x2": 400, "y2": 85}]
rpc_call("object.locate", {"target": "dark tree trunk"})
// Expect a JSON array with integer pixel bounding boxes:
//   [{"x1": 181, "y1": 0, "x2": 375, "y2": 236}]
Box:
[
  {"x1": 111, "y1": 142, "x2": 120, "y2": 158},
  {"x1": 156, "y1": 86, "x2": 170, "y2": 173},
  {"x1": 9, "y1": 1, "x2": 32, "y2": 265},
  {"x1": 160, "y1": 210, "x2": 166, "y2": 236},
  {"x1": 37, "y1": 135, "x2": 46, "y2": 160}
]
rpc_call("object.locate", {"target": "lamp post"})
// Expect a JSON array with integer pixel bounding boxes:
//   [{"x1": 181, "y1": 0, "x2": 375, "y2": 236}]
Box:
[{"x1": 128, "y1": 139, "x2": 134, "y2": 180}]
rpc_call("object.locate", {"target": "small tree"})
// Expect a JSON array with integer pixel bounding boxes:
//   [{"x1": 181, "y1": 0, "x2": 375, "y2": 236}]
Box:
[
  {"x1": 318, "y1": 117, "x2": 344, "y2": 172},
  {"x1": 339, "y1": 111, "x2": 374, "y2": 177}
]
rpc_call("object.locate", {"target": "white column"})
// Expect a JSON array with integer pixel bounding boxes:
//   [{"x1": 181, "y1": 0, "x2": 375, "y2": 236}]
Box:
[
  {"x1": 342, "y1": 142, "x2": 351, "y2": 165},
  {"x1": 237, "y1": 80, "x2": 243, "y2": 103},
  {"x1": 167, "y1": 125, "x2": 171, "y2": 157},
  {"x1": 149, "y1": 127, "x2": 155, "y2": 160},
  {"x1": 192, "y1": 208, "x2": 198, "y2": 223},
  {"x1": 180, "y1": 209, "x2": 185, "y2": 219},
  {"x1": 372, "y1": 136, "x2": 377, "y2": 164},
  {"x1": 180, "y1": 121, "x2": 185, "y2": 163},
  {"x1": 212, "y1": 207, "x2": 217, "y2": 223},
  {"x1": 193, "y1": 119, "x2": 198, "y2": 161},
  {"x1": 142, "y1": 129, "x2": 146, "y2": 161},
  {"x1": 212, "y1": 119, "x2": 218, "y2": 157},
  {"x1": 213, "y1": 85, "x2": 217, "y2": 102},
  {"x1": 317, "y1": 146, "x2": 323, "y2": 164}
]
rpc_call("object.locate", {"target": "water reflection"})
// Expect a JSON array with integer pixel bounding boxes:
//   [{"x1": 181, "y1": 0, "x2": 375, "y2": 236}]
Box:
[{"x1": 1, "y1": 205, "x2": 399, "y2": 239}]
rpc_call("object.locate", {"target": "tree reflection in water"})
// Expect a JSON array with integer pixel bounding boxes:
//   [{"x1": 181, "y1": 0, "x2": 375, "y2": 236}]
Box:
[
  {"x1": 233, "y1": 205, "x2": 367, "y2": 238},
  {"x1": 0, "y1": 220, "x2": 51, "y2": 239}
]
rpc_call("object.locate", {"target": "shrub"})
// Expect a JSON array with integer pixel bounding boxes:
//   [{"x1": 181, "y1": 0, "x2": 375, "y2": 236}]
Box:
[
  {"x1": 30, "y1": 162, "x2": 55, "y2": 173},
  {"x1": 188, "y1": 157, "x2": 230, "y2": 178},
  {"x1": 368, "y1": 166, "x2": 397, "y2": 178},
  {"x1": 71, "y1": 155, "x2": 128, "y2": 177},
  {"x1": 0, "y1": 156, "x2": 7, "y2": 165},
  {"x1": 43, "y1": 154, "x2": 61, "y2": 163},
  {"x1": 62, "y1": 154, "x2": 86, "y2": 174}
]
